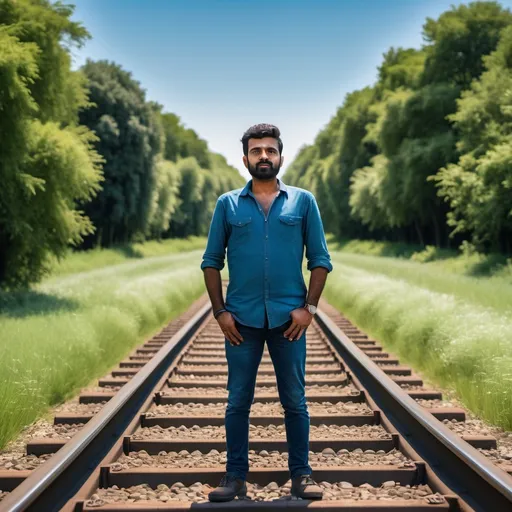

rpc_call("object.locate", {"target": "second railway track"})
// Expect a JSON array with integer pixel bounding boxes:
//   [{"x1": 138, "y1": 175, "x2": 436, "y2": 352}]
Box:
[{"x1": 1, "y1": 290, "x2": 512, "y2": 511}]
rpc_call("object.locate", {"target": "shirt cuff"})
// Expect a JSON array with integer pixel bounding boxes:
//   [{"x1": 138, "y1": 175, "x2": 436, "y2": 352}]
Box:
[
  {"x1": 200, "y1": 257, "x2": 225, "y2": 270},
  {"x1": 307, "y1": 258, "x2": 333, "y2": 273}
]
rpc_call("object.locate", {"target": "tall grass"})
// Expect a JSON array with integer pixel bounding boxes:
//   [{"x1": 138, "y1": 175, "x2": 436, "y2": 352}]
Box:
[
  {"x1": 330, "y1": 252, "x2": 512, "y2": 314},
  {"x1": 50, "y1": 237, "x2": 207, "y2": 277},
  {"x1": 324, "y1": 263, "x2": 512, "y2": 429},
  {"x1": 0, "y1": 249, "x2": 207, "y2": 448}
]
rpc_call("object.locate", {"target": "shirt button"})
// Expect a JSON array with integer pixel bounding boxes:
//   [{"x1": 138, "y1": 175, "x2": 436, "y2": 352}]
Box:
[{"x1": 264, "y1": 219, "x2": 268, "y2": 223}]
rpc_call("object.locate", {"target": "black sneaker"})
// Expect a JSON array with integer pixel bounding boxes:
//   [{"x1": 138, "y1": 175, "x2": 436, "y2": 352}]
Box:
[
  {"x1": 208, "y1": 474, "x2": 247, "y2": 502},
  {"x1": 291, "y1": 474, "x2": 323, "y2": 499}
]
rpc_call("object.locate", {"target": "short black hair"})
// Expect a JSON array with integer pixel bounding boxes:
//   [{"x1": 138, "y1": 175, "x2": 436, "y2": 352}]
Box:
[{"x1": 241, "y1": 124, "x2": 283, "y2": 157}]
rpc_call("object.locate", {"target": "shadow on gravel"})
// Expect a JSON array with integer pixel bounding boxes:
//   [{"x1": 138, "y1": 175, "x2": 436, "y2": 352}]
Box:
[{"x1": 0, "y1": 290, "x2": 79, "y2": 318}]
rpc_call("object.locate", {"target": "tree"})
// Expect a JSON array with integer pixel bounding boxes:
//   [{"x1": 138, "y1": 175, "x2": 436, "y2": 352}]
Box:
[
  {"x1": 160, "y1": 112, "x2": 210, "y2": 168},
  {"x1": 0, "y1": 1, "x2": 102, "y2": 287},
  {"x1": 434, "y1": 25, "x2": 512, "y2": 251},
  {"x1": 146, "y1": 158, "x2": 180, "y2": 240},
  {"x1": 422, "y1": 1, "x2": 512, "y2": 89},
  {"x1": 168, "y1": 157, "x2": 204, "y2": 238},
  {"x1": 79, "y1": 60, "x2": 163, "y2": 246},
  {"x1": 0, "y1": 0, "x2": 90, "y2": 124}
]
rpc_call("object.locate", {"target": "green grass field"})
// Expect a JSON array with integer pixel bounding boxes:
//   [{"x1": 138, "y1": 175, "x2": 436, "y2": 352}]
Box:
[
  {"x1": 0, "y1": 239, "x2": 207, "y2": 449},
  {"x1": 325, "y1": 248, "x2": 512, "y2": 430},
  {"x1": 49, "y1": 237, "x2": 207, "y2": 277}
]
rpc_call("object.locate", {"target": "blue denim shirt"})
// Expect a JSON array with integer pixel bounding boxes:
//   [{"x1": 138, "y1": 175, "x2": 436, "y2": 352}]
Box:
[{"x1": 200, "y1": 178, "x2": 333, "y2": 328}]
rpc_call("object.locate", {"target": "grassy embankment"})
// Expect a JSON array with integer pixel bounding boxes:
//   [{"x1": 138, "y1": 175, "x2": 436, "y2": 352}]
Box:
[
  {"x1": 324, "y1": 237, "x2": 512, "y2": 429},
  {"x1": 0, "y1": 238, "x2": 208, "y2": 449}
]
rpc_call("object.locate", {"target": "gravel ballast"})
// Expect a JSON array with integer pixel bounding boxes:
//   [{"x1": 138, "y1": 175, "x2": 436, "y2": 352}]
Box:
[
  {"x1": 86, "y1": 482, "x2": 439, "y2": 505},
  {"x1": 131, "y1": 424, "x2": 392, "y2": 441},
  {"x1": 112, "y1": 448, "x2": 412, "y2": 471},
  {"x1": 179, "y1": 364, "x2": 341, "y2": 372},
  {"x1": 145, "y1": 401, "x2": 372, "y2": 418},
  {"x1": 164, "y1": 383, "x2": 357, "y2": 396},
  {"x1": 170, "y1": 373, "x2": 346, "y2": 382},
  {"x1": 0, "y1": 452, "x2": 53, "y2": 471}
]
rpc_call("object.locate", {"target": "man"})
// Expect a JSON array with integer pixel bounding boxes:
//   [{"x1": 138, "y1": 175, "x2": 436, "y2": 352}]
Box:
[{"x1": 200, "y1": 124, "x2": 333, "y2": 502}]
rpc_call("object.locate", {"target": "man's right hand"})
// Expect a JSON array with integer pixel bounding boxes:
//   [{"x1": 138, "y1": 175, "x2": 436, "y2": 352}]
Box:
[{"x1": 217, "y1": 311, "x2": 244, "y2": 346}]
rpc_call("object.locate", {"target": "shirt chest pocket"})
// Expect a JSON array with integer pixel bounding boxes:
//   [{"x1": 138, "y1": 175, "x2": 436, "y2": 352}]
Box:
[
  {"x1": 278, "y1": 214, "x2": 303, "y2": 243},
  {"x1": 228, "y1": 216, "x2": 252, "y2": 242}
]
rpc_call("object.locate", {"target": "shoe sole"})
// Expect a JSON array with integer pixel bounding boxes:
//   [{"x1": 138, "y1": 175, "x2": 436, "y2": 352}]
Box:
[
  {"x1": 291, "y1": 492, "x2": 324, "y2": 499},
  {"x1": 208, "y1": 496, "x2": 247, "y2": 502},
  {"x1": 208, "y1": 491, "x2": 247, "y2": 502}
]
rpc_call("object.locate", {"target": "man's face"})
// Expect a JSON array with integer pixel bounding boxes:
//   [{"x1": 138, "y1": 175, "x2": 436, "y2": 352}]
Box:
[{"x1": 244, "y1": 137, "x2": 283, "y2": 181}]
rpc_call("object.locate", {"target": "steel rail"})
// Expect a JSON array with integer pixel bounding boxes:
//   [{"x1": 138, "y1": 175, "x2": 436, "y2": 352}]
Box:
[
  {"x1": 1, "y1": 302, "x2": 212, "y2": 512},
  {"x1": 315, "y1": 308, "x2": 512, "y2": 512}
]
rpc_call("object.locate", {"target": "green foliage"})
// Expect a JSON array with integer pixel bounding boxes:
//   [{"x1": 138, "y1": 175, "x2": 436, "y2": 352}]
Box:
[
  {"x1": 434, "y1": 25, "x2": 512, "y2": 251},
  {"x1": 0, "y1": 0, "x2": 90, "y2": 124},
  {"x1": 168, "y1": 157, "x2": 205, "y2": 237},
  {"x1": 287, "y1": 1, "x2": 512, "y2": 253},
  {"x1": 422, "y1": 1, "x2": 512, "y2": 88},
  {"x1": 161, "y1": 112, "x2": 211, "y2": 168},
  {"x1": 79, "y1": 60, "x2": 163, "y2": 246},
  {"x1": 0, "y1": 120, "x2": 103, "y2": 287},
  {"x1": 146, "y1": 158, "x2": 181, "y2": 239},
  {"x1": 349, "y1": 155, "x2": 388, "y2": 230},
  {"x1": 77, "y1": 63, "x2": 243, "y2": 248},
  {"x1": 0, "y1": 1, "x2": 102, "y2": 288},
  {"x1": 376, "y1": 47, "x2": 425, "y2": 95}
]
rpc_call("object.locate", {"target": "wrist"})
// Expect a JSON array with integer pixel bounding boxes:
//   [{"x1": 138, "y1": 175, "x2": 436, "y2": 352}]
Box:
[
  {"x1": 304, "y1": 303, "x2": 317, "y2": 315},
  {"x1": 213, "y1": 308, "x2": 227, "y2": 319}
]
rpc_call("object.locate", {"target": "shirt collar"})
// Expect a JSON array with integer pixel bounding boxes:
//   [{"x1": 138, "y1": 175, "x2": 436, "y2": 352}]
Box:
[{"x1": 240, "y1": 178, "x2": 288, "y2": 197}]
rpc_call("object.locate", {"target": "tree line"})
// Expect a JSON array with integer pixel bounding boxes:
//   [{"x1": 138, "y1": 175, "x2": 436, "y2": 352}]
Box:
[
  {"x1": 0, "y1": 0, "x2": 244, "y2": 288},
  {"x1": 284, "y1": 1, "x2": 512, "y2": 254}
]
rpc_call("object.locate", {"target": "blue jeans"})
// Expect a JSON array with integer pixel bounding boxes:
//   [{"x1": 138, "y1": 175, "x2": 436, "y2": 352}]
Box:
[{"x1": 224, "y1": 317, "x2": 312, "y2": 480}]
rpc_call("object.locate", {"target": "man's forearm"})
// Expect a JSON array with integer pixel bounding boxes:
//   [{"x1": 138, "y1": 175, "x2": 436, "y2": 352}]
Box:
[
  {"x1": 306, "y1": 267, "x2": 329, "y2": 306},
  {"x1": 202, "y1": 267, "x2": 225, "y2": 312}
]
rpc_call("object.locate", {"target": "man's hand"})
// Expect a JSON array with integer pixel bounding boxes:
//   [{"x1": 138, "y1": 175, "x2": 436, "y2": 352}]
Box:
[
  {"x1": 217, "y1": 311, "x2": 244, "y2": 346},
  {"x1": 283, "y1": 307, "x2": 313, "y2": 341}
]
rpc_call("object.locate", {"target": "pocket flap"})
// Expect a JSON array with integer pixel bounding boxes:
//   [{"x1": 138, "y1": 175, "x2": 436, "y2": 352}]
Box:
[
  {"x1": 279, "y1": 214, "x2": 302, "y2": 225},
  {"x1": 228, "y1": 216, "x2": 252, "y2": 227}
]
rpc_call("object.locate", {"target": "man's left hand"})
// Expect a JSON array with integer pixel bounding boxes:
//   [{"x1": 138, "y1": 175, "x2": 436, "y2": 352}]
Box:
[{"x1": 283, "y1": 307, "x2": 313, "y2": 341}]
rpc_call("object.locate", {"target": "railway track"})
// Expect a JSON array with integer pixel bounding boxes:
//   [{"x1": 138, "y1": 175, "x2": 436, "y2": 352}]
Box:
[{"x1": 1, "y1": 291, "x2": 512, "y2": 511}]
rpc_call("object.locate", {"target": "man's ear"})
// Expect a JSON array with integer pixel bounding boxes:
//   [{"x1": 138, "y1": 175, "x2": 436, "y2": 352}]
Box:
[
  {"x1": 280, "y1": 155, "x2": 284, "y2": 166},
  {"x1": 242, "y1": 155, "x2": 248, "y2": 169}
]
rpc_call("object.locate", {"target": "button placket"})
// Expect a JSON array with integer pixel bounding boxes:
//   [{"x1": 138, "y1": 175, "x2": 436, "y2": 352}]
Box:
[{"x1": 250, "y1": 189, "x2": 281, "y2": 329}]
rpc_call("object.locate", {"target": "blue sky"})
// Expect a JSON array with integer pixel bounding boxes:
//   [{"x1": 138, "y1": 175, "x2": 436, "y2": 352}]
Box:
[{"x1": 70, "y1": 0, "x2": 512, "y2": 181}]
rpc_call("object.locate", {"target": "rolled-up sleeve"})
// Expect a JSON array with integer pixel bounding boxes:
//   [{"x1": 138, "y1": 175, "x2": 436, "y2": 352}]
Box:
[
  {"x1": 305, "y1": 193, "x2": 333, "y2": 272},
  {"x1": 201, "y1": 198, "x2": 228, "y2": 271}
]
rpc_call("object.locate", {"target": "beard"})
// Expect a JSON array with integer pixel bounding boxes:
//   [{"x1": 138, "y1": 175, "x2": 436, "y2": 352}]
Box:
[{"x1": 247, "y1": 159, "x2": 281, "y2": 181}]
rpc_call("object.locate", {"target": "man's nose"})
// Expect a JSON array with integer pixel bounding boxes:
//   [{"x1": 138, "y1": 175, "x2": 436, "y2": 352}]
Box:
[{"x1": 260, "y1": 150, "x2": 269, "y2": 160}]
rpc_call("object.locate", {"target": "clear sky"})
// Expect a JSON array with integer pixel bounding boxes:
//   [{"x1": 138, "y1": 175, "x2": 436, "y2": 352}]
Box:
[{"x1": 69, "y1": 0, "x2": 512, "y2": 181}]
